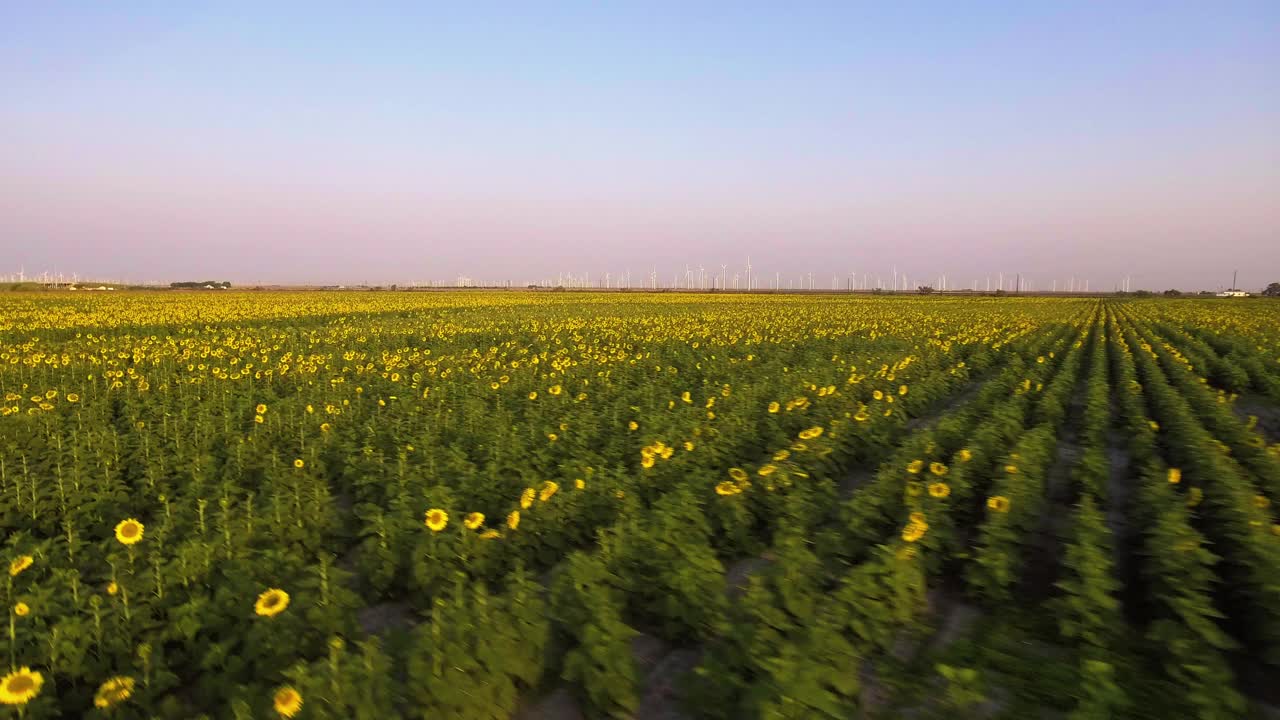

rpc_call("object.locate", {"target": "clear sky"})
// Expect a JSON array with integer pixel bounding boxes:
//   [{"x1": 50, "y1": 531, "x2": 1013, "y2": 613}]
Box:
[{"x1": 2, "y1": 2, "x2": 1277, "y2": 290}]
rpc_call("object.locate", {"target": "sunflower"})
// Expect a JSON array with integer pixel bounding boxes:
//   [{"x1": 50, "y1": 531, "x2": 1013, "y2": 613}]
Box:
[
  {"x1": 1255, "y1": 495, "x2": 1271, "y2": 509},
  {"x1": 929, "y1": 462, "x2": 948, "y2": 477},
  {"x1": 958, "y1": 449, "x2": 972, "y2": 462},
  {"x1": 1004, "y1": 464, "x2": 1018, "y2": 474},
  {"x1": 928, "y1": 482, "x2": 950, "y2": 498},
  {"x1": 8, "y1": 555, "x2": 33, "y2": 577},
  {"x1": 464, "y1": 512, "x2": 485, "y2": 530},
  {"x1": 0, "y1": 667, "x2": 43, "y2": 706},
  {"x1": 528, "y1": 391, "x2": 538, "y2": 400},
  {"x1": 479, "y1": 529, "x2": 501, "y2": 540},
  {"x1": 767, "y1": 401, "x2": 780, "y2": 413},
  {"x1": 256, "y1": 403, "x2": 267, "y2": 414},
  {"x1": 873, "y1": 390, "x2": 884, "y2": 401},
  {"x1": 255, "y1": 415, "x2": 265, "y2": 424},
  {"x1": 293, "y1": 458, "x2": 305, "y2": 469},
  {"x1": 987, "y1": 496, "x2": 1011, "y2": 513},
  {"x1": 549, "y1": 384, "x2": 562, "y2": 395},
  {"x1": 66, "y1": 392, "x2": 80, "y2": 403},
  {"x1": 114, "y1": 518, "x2": 145, "y2": 545},
  {"x1": 715, "y1": 481, "x2": 741, "y2": 496},
  {"x1": 14, "y1": 602, "x2": 29, "y2": 617},
  {"x1": 507, "y1": 511, "x2": 520, "y2": 530},
  {"x1": 906, "y1": 460, "x2": 923, "y2": 474},
  {"x1": 899, "y1": 385, "x2": 908, "y2": 395},
  {"x1": 758, "y1": 464, "x2": 778, "y2": 477},
  {"x1": 641, "y1": 455, "x2": 655, "y2": 469},
  {"x1": 728, "y1": 468, "x2": 749, "y2": 483},
  {"x1": 107, "y1": 581, "x2": 119, "y2": 596},
  {"x1": 797, "y1": 426, "x2": 824, "y2": 440},
  {"x1": 628, "y1": 421, "x2": 638, "y2": 431},
  {"x1": 901, "y1": 521, "x2": 928, "y2": 543},
  {"x1": 520, "y1": 488, "x2": 536, "y2": 509},
  {"x1": 539, "y1": 481, "x2": 560, "y2": 502},
  {"x1": 254, "y1": 588, "x2": 290, "y2": 617},
  {"x1": 1167, "y1": 467, "x2": 1181, "y2": 484},
  {"x1": 684, "y1": 441, "x2": 695, "y2": 452},
  {"x1": 93, "y1": 676, "x2": 136, "y2": 709},
  {"x1": 575, "y1": 479, "x2": 586, "y2": 490},
  {"x1": 425, "y1": 509, "x2": 449, "y2": 532},
  {"x1": 273, "y1": 686, "x2": 303, "y2": 718}
]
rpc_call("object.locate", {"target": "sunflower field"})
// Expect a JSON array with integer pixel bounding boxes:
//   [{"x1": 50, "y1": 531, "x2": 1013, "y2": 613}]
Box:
[{"x1": 1, "y1": 291, "x2": 1278, "y2": 719}]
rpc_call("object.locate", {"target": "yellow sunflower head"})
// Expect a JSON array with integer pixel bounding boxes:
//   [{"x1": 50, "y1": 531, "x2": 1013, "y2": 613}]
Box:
[
  {"x1": 507, "y1": 511, "x2": 520, "y2": 530},
  {"x1": 906, "y1": 460, "x2": 924, "y2": 474},
  {"x1": 256, "y1": 403, "x2": 267, "y2": 414},
  {"x1": 520, "y1": 488, "x2": 536, "y2": 509},
  {"x1": 539, "y1": 481, "x2": 560, "y2": 502},
  {"x1": 13, "y1": 602, "x2": 29, "y2": 617},
  {"x1": 93, "y1": 676, "x2": 136, "y2": 709},
  {"x1": 8, "y1": 555, "x2": 33, "y2": 577},
  {"x1": 1167, "y1": 467, "x2": 1181, "y2": 484},
  {"x1": 293, "y1": 458, "x2": 305, "y2": 469},
  {"x1": 424, "y1": 508, "x2": 448, "y2": 532},
  {"x1": 901, "y1": 521, "x2": 928, "y2": 543},
  {"x1": 987, "y1": 496, "x2": 1011, "y2": 513},
  {"x1": 273, "y1": 686, "x2": 303, "y2": 718},
  {"x1": 114, "y1": 518, "x2": 145, "y2": 545},
  {"x1": 464, "y1": 512, "x2": 486, "y2": 530},
  {"x1": 254, "y1": 588, "x2": 290, "y2": 617},
  {"x1": 0, "y1": 667, "x2": 43, "y2": 706},
  {"x1": 928, "y1": 482, "x2": 951, "y2": 499}
]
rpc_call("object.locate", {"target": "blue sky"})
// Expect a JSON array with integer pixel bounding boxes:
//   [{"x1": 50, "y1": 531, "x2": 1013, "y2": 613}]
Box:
[{"x1": 2, "y1": 2, "x2": 1277, "y2": 289}]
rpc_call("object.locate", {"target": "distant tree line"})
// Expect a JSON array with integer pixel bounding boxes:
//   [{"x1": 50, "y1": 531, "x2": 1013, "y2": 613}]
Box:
[{"x1": 170, "y1": 281, "x2": 231, "y2": 289}]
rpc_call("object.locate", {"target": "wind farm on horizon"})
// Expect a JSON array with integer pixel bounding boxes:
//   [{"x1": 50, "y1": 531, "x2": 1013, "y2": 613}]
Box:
[{"x1": 0, "y1": 261, "x2": 1247, "y2": 296}]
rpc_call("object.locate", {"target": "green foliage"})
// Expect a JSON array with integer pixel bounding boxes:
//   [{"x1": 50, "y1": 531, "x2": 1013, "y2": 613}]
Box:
[
  {"x1": 600, "y1": 487, "x2": 728, "y2": 642},
  {"x1": 936, "y1": 663, "x2": 986, "y2": 712},
  {"x1": 551, "y1": 551, "x2": 639, "y2": 718}
]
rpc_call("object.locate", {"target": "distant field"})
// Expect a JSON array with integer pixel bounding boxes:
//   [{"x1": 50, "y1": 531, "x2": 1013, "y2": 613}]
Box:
[{"x1": 2, "y1": 292, "x2": 1278, "y2": 718}]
